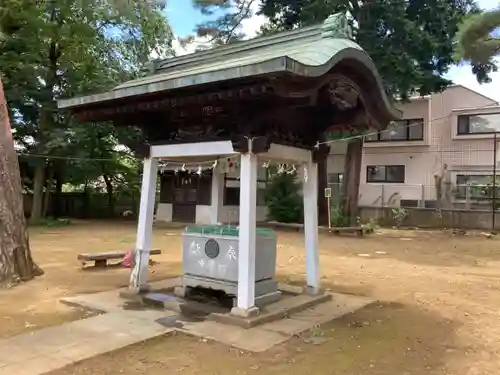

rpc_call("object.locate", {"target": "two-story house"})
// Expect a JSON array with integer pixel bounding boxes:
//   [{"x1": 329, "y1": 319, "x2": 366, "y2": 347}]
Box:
[{"x1": 327, "y1": 85, "x2": 500, "y2": 207}]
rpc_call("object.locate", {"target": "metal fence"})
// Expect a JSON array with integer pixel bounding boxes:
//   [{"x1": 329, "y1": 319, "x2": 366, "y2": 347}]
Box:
[
  {"x1": 327, "y1": 131, "x2": 500, "y2": 212},
  {"x1": 328, "y1": 182, "x2": 500, "y2": 211}
]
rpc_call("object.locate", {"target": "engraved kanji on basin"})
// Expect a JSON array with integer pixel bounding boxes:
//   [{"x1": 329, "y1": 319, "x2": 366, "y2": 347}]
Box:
[{"x1": 177, "y1": 225, "x2": 280, "y2": 307}]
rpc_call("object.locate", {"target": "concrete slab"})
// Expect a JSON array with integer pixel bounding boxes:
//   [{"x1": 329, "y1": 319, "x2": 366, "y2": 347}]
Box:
[
  {"x1": 209, "y1": 293, "x2": 331, "y2": 328},
  {"x1": 0, "y1": 342, "x2": 40, "y2": 368},
  {"x1": 277, "y1": 282, "x2": 304, "y2": 294},
  {"x1": 258, "y1": 316, "x2": 316, "y2": 336},
  {"x1": 260, "y1": 294, "x2": 376, "y2": 336},
  {"x1": 0, "y1": 311, "x2": 174, "y2": 375},
  {"x1": 60, "y1": 277, "x2": 180, "y2": 313},
  {"x1": 0, "y1": 353, "x2": 71, "y2": 375},
  {"x1": 178, "y1": 320, "x2": 289, "y2": 353},
  {"x1": 291, "y1": 293, "x2": 375, "y2": 323},
  {"x1": 171, "y1": 292, "x2": 374, "y2": 352}
]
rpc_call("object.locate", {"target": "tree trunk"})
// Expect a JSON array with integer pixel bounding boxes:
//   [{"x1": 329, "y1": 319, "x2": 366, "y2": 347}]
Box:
[
  {"x1": 0, "y1": 77, "x2": 43, "y2": 285},
  {"x1": 102, "y1": 174, "x2": 115, "y2": 217},
  {"x1": 341, "y1": 138, "x2": 363, "y2": 226},
  {"x1": 53, "y1": 172, "x2": 63, "y2": 218},
  {"x1": 42, "y1": 165, "x2": 54, "y2": 217},
  {"x1": 31, "y1": 164, "x2": 45, "y2": 220}
]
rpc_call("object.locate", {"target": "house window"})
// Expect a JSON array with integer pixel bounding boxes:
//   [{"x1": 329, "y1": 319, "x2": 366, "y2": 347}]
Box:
[
  {"x1": 456, "y1": 174, "x2": 496, "y2": 199},
  {"x1": 223, "y1": 176, "x2": 267, "y2": 206},
  {"x1": 457, "y1": 113, "x2": 500, "y2": 134},
  {"x1": 365, "y1": 119, "x2": 424, "y2": 142},
  {"x1": 366, "y1": 165, "x2": 405, "y2": 183}
]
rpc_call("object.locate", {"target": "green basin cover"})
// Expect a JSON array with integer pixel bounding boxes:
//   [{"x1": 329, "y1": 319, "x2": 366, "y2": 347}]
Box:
[{"x1": 184, "y1": 225, "x2": 275, "y2": 238}]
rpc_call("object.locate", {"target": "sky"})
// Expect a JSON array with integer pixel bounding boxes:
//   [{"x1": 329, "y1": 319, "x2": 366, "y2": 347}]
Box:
[{"x1": 165, "y1": 0, "x2": 500, "y2": 102}]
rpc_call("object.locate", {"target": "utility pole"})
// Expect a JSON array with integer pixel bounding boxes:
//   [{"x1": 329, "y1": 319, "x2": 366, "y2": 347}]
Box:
[{"x1": 492, "y1": 132, "x2": 498, "y2": 233}]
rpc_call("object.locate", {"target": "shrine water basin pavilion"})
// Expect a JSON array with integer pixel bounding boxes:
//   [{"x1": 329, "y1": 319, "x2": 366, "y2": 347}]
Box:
[{"x1": 57, "y1": 14, "x2": 400, "y2": 316}]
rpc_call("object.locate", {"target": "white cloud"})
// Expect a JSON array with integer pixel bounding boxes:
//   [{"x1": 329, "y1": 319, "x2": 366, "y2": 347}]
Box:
[
  {"x1": 171, "y1": 0, "x2": 267, "y2": 56},
  {"x1": 477, "y1": 0, "x2": 500, "y2": 9},
  {"x1": 168, "y1": 0, "x2": 500, "y2": 103},
  {"x1": 445, "y1": 58, "x2": 500, "y2": 103},
  {"x1": 171, "y1": 37, "x2": 209, "y2": 56},
  {"x1": 240, "y1": 0, "x2": 267, "y2": 38}
]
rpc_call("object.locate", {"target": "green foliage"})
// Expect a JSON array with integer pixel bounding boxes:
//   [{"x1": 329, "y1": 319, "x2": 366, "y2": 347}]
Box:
[
  {"x1": 392, "y1": 207, "x2": 409, "y2": 228},
  {"x1": 186, "y1": 0, "x2": 497, "y2": 97},
  {"x1": 330, "y1": 204, "x2": 348, "y2": 227},
  {"x1": 455, "y1": 8, "x2": 500, "y2": 65},
  {"x1": 468, "y1": 175, "x2": 500, "y2": 198},
  {"x1": 0, "y1": 0, "x2": 173, "y2": 217},
  {"x1": 258, "y1": 0, "x2": 496, "y2": 94},
  {"x1": 264, "y1": 171, "x2": 303, "y2": 223},
  {"x1": 361, "y1": 218, "x2": 379, "y2": 234},
  {"x1": 331, "y1": 203, "x2": 378, "y2": 233}
]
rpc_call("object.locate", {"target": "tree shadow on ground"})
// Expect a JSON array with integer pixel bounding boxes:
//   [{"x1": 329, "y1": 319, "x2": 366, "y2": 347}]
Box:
[
  {"x1": 314, "y1": 231, "x2": 500, "y2": 268},
  {"x1": 277, "y1": 274, "x2": 374, "y2": 297},
  {"x1": 47, "y1": 301, "x2": 461, "y2": 375}
]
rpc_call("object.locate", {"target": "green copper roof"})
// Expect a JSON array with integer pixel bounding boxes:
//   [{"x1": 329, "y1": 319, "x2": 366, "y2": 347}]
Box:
[
  {"x1": 57, "y1": 13, "x2": 400, "y2": 122},
  {"x1": 114, "y1": 36, "x2": 360, "y2": 91}
]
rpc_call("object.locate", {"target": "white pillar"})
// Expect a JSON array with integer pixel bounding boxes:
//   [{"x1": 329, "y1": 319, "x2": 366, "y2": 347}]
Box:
[
  {"x1": 232, "y1": 152, "x2": 259, "y2": 316},
  {"x1": 210, "y1": 172, "x2": 221, "y2": 224},
  {"x1": 129, "y1": 157, "x2": 158, "y2": 292},
  {"x1": 303, "y1": 159, "x2": 320, "y2": 292}
]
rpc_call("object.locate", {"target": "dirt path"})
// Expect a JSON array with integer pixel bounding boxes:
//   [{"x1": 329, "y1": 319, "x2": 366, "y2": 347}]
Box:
[{"x1": 2, "y1": 222, "x2": 500, "y2": 374}]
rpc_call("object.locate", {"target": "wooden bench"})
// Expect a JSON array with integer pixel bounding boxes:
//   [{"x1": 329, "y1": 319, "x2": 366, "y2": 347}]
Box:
[
  {"x1": 77, "y1": 249, "x2": 162, "y2": 268},
  {"x1": 329, "y1": 226, "x2": 364, "y2": 237},
  {"x1": 267, "y1": 221, "x2": 303, "y2": 232}
]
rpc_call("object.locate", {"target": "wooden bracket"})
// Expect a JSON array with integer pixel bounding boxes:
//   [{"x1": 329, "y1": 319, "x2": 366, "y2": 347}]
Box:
[
  {"x1": 231, "y1": 135, "x2": 271, "y2": 154},
  {"x1": 231, "y1": 136, "x2": 249, "y2": 153},
  {"x1": 312, "y1": 144, "x2": 330, "y2": 163},
  {"x1": 252, "y1": 136, "x2": 271, "y2": 153},
  {"x1": 129, "y1": 142, "x2": 151, "y2": 158}
]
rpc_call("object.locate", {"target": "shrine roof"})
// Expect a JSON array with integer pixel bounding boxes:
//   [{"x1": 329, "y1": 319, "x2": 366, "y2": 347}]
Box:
[{"x1": 57, "y1": 14, "x2": 400, "y2": 121}]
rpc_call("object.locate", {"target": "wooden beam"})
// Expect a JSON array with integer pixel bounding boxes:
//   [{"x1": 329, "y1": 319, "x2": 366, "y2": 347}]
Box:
[
  {"x1": 150, "y1": 140, "x2": 238, "y2": 158},
  {"x1": 72, "y1": 83, "x2": 275, "y2": 122}
]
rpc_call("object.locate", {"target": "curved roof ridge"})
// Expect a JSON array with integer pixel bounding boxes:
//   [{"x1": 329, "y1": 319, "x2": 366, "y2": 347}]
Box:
[{"x1": 155, "y1": 25, "x2": 321, "y2": 73}]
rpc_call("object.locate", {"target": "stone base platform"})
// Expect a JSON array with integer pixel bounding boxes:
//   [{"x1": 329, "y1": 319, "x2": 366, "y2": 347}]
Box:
[
  {"x1": 61, "y1": 277, "x2": 375, "y2": 353},
  {"x1": 136, "y1": 279, "x2": 331, "y2": 329}
]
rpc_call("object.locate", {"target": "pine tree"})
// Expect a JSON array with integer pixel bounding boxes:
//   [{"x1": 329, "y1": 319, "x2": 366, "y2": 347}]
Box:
[{"x1": 455, "y1": 8, "x2": 500, "y2": 66}]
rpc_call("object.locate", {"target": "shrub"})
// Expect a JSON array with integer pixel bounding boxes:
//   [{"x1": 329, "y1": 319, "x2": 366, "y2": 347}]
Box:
[
  {"x1": 391, "y1": 207, "x2": 408, "y2": 228},
  {"x1": 331, "y1": 204, "x2": 349, "y2": 227},
  {"x1": 361, "y1": 218, "x2": 380, "y2": 234},
  {"x1": 264, "y1": 171, "x2": 303, "y2": 223}
]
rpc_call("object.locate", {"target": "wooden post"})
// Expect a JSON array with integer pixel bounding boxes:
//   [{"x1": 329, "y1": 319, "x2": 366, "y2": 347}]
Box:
[
  {"x1": 420, "y1": 184, "x2": 425, "y2": 208},
  {"x1": 492, "y1": 132, "x2": 498, "y2": 232},
  {"x1": 325, "y1": 187, "x2": 332, "y2": 229},
  {"x1": 465, "y1": 184, "x2": 471, "y2": 210}
]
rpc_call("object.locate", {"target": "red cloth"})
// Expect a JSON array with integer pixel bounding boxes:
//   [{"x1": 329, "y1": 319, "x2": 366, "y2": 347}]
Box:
[{"x1": 122, "y1": 250, "x2": 134, "y2": 268}]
